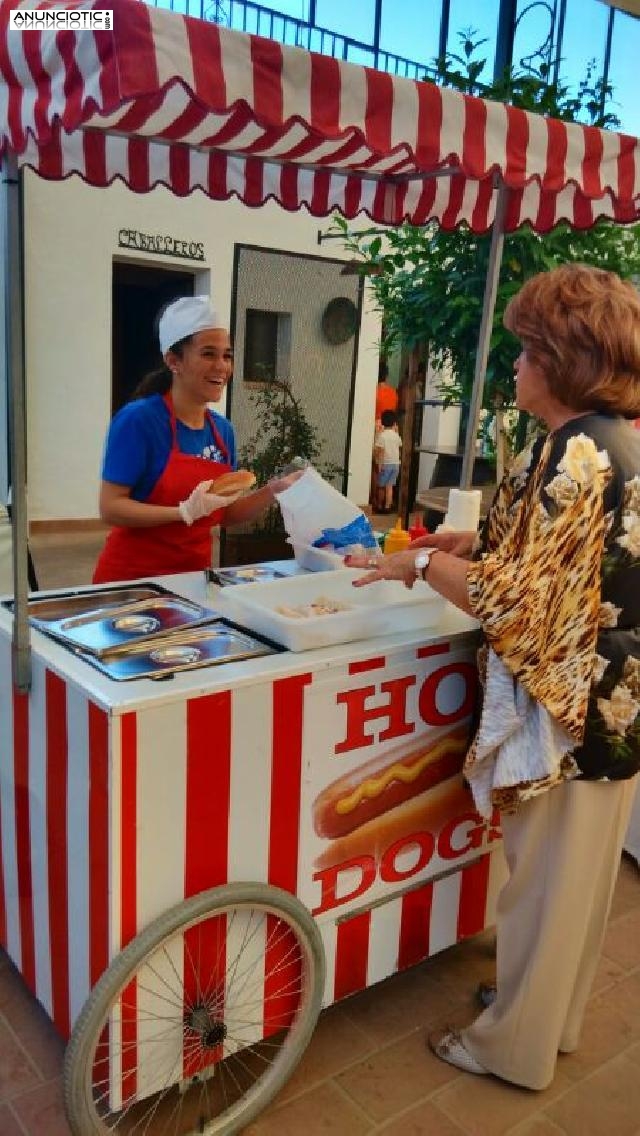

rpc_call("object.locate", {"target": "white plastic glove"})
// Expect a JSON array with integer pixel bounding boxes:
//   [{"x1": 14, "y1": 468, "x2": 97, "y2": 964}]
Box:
[{"x1": 178, "y1": 480, "x2": 222, "y2": 526}]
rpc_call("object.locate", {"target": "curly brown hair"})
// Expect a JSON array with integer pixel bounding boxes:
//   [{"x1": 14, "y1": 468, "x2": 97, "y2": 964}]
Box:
[{"x1": 503, "y1": 263, "x2": 640, "y2": 418}]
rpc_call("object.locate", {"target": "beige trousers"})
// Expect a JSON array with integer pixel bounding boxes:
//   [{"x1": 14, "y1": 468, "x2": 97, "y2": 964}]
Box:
[{"x1": 462, "y1": 775, "x2": 638, "y2": 1090}]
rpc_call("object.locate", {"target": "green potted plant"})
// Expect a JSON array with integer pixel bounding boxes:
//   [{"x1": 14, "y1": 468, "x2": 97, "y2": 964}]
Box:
[{"x1": 221, "y1": 379, "x2": 342, "y2": 566}]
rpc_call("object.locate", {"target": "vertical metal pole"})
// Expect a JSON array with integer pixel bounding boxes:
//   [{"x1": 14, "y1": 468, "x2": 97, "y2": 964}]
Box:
[
  {"x1": 494, "y1": 0, "x2": 517, "y2": 80},
  {"x1": 438, "y1": 0, "x2": 451, "y2": 61},
  {"x1": 460, "y1": 179, "x2": 508, "y2": 491},
  {"x1": 552, "y1": 0, "x2": 567, "y2": 86},
  {"x1": 600, "y1": 5, "x2": 615, "y2": 123},
  {"x1": 3, "y1": 152, "x2": 31, "y2": 691},
  {"x1": 372, "y1": 0, "x2": 381, "y2": 66}
]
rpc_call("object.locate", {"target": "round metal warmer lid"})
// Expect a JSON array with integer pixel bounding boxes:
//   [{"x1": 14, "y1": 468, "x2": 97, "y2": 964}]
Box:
[{"x1": 321, "y1": 297, "x2": 358, "y2": 344}]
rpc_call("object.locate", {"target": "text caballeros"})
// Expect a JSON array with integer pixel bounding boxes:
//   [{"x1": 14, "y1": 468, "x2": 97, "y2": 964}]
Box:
[{"x1": 118, "y1": 229, "x2": 205, "y2": 261}]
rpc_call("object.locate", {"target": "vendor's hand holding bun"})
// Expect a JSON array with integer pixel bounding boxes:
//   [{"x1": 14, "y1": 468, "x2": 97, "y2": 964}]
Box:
[
  {"x1": 178, "y1": 480, "x2": 225, "y2": 526},
  {"x1": 179, "y1": 470, "x2": 257, "y2": 524},
  {"x1": 207, "y1": 469, "x2": 257, "y2": 497}
]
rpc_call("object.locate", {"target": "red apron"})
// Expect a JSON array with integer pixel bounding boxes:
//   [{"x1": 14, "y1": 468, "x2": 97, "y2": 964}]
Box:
[{"x1": 93, "y1": 393, "x2": 231, "y2": 583}]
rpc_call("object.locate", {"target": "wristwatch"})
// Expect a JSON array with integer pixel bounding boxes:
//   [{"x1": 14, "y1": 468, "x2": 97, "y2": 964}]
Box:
[{"x1": 414, "y1": 548, "x2": 434, "y2": 580}]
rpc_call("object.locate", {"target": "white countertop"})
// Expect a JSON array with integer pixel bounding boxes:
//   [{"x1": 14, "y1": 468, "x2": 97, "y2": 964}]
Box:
[{"x1": 0, "y1": 565, "x2": 480, "y2": 714}]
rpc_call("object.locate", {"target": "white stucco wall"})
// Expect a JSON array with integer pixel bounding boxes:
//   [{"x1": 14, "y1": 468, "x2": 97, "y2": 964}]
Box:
[{"x1": 22, "y1": 171, "x2": 381, "y2": 521}]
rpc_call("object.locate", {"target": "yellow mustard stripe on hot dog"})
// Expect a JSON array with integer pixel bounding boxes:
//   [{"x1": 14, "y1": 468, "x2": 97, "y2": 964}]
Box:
[{"x1": 335, "y1": 734, "x2": 465, "y2": 816}]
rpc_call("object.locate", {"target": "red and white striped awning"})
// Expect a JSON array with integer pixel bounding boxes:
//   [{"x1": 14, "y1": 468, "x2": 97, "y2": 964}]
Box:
[{"x1": 1, "y1": 0, "x2": 639, "y2": 232}]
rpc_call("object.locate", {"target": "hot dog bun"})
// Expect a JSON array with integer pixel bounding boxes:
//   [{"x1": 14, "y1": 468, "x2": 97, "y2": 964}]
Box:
[
  {"x1": 313, "y1": 724, "x2": 469, "y2": 840},
  {"x1": 314, "y1": 775, "x2": 474, "y2": 871},
  {"x1": 207, "y1": 469, "x2": 256, "y2": 497}
]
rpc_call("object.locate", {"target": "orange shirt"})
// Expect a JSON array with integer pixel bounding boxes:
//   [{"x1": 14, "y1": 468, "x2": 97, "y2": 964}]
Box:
[{"x1": 375, "y1": 382, "x2": 398, "y2": 420}]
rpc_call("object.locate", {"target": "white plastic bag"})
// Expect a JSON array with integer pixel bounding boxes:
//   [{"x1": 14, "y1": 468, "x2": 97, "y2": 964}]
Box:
[{"x1": 273, "y1": 467, "x2": 364, "y2": 546}]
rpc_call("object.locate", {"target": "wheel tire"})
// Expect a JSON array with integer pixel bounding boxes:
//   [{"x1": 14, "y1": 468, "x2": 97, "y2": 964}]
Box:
[{"x1": 64, "y1": 882, "x2": 325, "y2": 1135}]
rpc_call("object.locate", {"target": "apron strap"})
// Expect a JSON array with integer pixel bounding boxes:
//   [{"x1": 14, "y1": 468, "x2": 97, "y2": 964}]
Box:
[{"x1": 162, "y1": 391, "x2": 230, "y2": 461}]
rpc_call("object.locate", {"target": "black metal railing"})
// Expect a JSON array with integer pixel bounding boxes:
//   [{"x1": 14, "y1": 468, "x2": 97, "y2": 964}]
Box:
[{"x1": 146, "y1": 0, "x2": 431, "y2": 80}]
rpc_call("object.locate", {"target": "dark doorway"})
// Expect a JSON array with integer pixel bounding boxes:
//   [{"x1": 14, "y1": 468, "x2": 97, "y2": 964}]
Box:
[{"x1": 111, "y1": 263, "x2": 195, "y2": 412}]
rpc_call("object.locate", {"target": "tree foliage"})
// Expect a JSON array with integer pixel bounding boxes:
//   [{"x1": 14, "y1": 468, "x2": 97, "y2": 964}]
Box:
[
  {"x1": 331, "y1": 32, "x2": 640, "y2": 441},
  {"x1": 238, "y1": 380, "x2": 341, "y2": 533}
]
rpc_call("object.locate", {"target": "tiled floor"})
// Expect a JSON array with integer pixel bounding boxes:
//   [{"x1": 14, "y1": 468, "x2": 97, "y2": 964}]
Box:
[{"x1": 1, "y1": 525, "x2": 638, "y2": 1136}]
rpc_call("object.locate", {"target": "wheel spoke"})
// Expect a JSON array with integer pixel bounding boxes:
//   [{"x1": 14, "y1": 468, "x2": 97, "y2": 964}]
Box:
[{"x1": 141, "y1": 956, "x2": 185, "y2": 1011}]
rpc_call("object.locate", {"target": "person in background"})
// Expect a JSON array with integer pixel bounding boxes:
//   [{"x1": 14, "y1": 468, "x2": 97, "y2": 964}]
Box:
[
  {"x1": 373, "y1": 409, "x2": 402, "y2": 513},
  {"x1": 374, "y1": 360, "x2": 398, "y2": 425},
  {"x1": 347, "y1": 264, "x2": 640, "y2": 1091},
  {"x1": 93, "y1": 297, "x2": 296, "y2": 583},
  {"x1": 370, "y1": 361, "x2": 399, "y2": 508}
]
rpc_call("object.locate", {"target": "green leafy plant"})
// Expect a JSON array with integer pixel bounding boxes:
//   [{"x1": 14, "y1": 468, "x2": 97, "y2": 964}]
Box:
[
  {"x1": 330, "y1": 30, "x2": 640, "y2": 455},
  {"x1": 239, "y1": 380, "x2": 342, "y2": 534}
]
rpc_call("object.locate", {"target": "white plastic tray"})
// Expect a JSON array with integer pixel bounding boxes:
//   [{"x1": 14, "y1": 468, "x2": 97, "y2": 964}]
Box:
[
  {"x1": 291, "y1": 542, "x2": 344, "y2": 571},
  {"x1": 291, "y1": 539, "x2": 386, "y2": 572},
  {"x1": 223, "y1": 568, "x2": 446, "y2": 651}
]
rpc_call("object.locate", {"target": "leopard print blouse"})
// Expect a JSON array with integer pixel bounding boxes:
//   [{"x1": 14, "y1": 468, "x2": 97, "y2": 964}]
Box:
[{"x1": 465, "y1": 414, "x2": 640, "y2": 813}]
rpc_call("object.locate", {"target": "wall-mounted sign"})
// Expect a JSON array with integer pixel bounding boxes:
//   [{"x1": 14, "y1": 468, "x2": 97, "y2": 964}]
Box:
[{"x1": 118, "y1": 229, "x2": 205, "y2": 261}]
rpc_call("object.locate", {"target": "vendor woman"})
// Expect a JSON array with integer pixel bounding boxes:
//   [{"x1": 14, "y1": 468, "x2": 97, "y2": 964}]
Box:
[{"x1": 93, "y1": 296, "x2": 291, "y2": 584}]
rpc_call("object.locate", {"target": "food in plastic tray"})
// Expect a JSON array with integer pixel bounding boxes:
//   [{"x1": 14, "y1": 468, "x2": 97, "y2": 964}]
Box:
[
  {"x1": 224, "y1": 569, "x2": 446, "y2": 651},
  {"x1": 275, "y1": 596, "x2": 353, "y2": 619}
]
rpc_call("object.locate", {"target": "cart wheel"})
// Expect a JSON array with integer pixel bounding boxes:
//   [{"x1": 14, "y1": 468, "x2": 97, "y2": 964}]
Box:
[{"x1": 64, "y1": 882, "x2": 325, "y2": 1135}]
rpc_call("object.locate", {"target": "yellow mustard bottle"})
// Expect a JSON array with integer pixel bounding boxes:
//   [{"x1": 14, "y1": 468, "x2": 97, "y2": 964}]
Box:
[{"x1": 383, "y1": 518, "x2": 411, "y2": 554}]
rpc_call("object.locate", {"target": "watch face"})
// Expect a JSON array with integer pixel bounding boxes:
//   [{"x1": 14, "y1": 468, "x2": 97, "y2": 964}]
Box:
[{"x1": 415, "y1": 550, "x2": 430, "y2": 572}]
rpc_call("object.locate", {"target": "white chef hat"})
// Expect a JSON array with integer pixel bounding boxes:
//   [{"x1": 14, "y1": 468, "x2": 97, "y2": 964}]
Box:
[{"x1": 158, "y1": 296, "x2": 222, "y2": 355}]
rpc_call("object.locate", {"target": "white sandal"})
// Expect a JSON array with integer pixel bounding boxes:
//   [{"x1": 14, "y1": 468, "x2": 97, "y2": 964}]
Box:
[{"x1": 428, "y1": 1028, "x2": 489, "y2": 1075}]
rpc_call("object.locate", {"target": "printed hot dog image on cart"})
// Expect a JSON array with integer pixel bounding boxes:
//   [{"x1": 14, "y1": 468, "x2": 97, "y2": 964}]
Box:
[
  {"x1": 299, "y1": 639, "x2": 504, "y2": 929},
  {"x1": 312, "y1": 724, "x2": 477, "y2": 869}
]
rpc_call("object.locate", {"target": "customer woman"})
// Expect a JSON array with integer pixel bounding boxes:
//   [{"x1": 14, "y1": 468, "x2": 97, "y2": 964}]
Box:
[
  {"x1": 93, "y1": 296, "x2": 294, "y2": 583},
  {"x1": 346, "y1": 264, "x2": 640, "y2": 1090}
]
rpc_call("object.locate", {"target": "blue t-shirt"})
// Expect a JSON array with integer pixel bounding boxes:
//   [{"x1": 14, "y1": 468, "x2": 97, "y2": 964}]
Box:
[{"x1": 101, "y1": 393, "x2": 237, "y2": 501}]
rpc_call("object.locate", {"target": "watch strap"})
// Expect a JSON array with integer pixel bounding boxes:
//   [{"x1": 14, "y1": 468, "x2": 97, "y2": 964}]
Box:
[{"x1": 414, "y1": 549, "x2": 433, "y2": 580}]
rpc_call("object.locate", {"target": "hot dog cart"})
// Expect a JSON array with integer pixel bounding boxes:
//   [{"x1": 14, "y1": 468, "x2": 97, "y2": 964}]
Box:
[{"x1": 0, "y1": 565, "x2": 507, "y2": 1133}]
